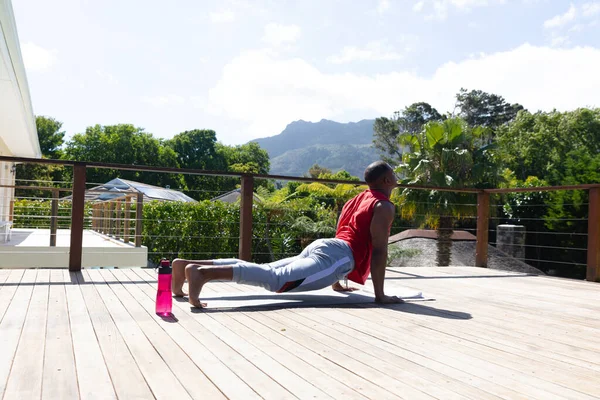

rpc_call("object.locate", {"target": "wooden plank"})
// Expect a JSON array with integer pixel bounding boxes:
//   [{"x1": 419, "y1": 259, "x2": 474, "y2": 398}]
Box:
[
  {"x1": 382, "y1": 274, "x2": 600, "y2": 358},
  {"x1": 210, "y1": 311, "x2": 366, "y2": 399},
  {"x1": 77, "y1": 269, "x2": 154, "y2": 399},
  {"x1": 42, "y1": 270, "x2": 79, "y2": 399},
  {"x1": 244, "y1": 312, "x2": 407, "y2": 400},
  {"x1": 178, "y1": 301, "x2": 332, "y2": 399},
  {"x1": 0, "y1": 269, "x2": 29, "y2": 398},
  {"x1": 0, "y1": 270, "x2": 21, "y2": 321},
  {"x1": 265, "y1": 309, "x2": 474, "y2": 400},
  {"x1": 106, "y1": 269, "x2": 225, "y2": 400},
  {"x1": 351, "y1": 304, "x2": 600, "y2": 396},
  {"x1": 282, "y1": 309, "x2": 503, "y2": 400},
  {"x1": 289, "y1": 306, "x2": 528, "y2": 400},
  {"x1": 335, "y1": 306, "x2": 600, "y2": 399},
  {"x1": 385, "y1": 268, "x2": 600, "y2": 330},
  {"x1": 366, "y1": 289, "x2": 600, "y2": 373},
  {"x1": 85, "y1": 269, "x2": 192, "y2": 400},
  {"x1": 126, "y1": 268, "x2": 266, "y2": 399},
  {"x1": 129, "y1": 269, "x2": 297, "y2": 399},
  {"x1": 64, "y1": 270, "x2": 116, "y2": 400},
  {"x1": 321, "y1": 306, "x2": 558, "y2": 399},
  {"x1": 3, "y1": 269, "x2": 49, "y2": 400},
  {"x1": 266, "y1": 310, "x2": 471, "y2": 400},
  {"x1": 383, "y1": 268, "x2": 600, "y2": 361}
]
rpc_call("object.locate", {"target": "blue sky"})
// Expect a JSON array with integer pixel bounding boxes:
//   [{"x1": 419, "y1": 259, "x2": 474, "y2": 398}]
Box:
[{"x1": 14, "y1": 0, "x2": 600, "y2": 144}]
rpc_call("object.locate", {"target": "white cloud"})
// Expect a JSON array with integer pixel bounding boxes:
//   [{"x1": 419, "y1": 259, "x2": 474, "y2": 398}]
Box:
[
  {"x1": 262, "y1": 23, "x2": 301, "y2": 46},
  {"x1": 551, "y1": 36, "x2": 570, "y2": 47},
  {"x1": 413, "y1": 1, "x2": 426, "y2": 12},
  {"x1": 327, "y1": 40, "x2": 407, "y2": 64},
  {"x1": 207, "y1": 44, "x2": 600, "y2": 142},
  {"x1": 377, "y1": 0, "x2": 391, "y2": 14},
  {"x1": 544, "y1": 3, "x2": 577, "y2": 28},
  {"x1": 96, "y1": 70, "x2": 117, "y2": 84},
  {"x1": 209, "y1": 10, "x2": 235, "y2": 23},
  {"x1": 416, "y1": 0, "x2": 504, "y2": 20},
  {"x1": 20, "y1": 42, "x2": 57, "y2": 71},
  {"x1": 141, "y1": 95, "x2": 185, "y2": 107},
  {"x1": 582, "y1": 2, "x2": 600, "y2": 17}
]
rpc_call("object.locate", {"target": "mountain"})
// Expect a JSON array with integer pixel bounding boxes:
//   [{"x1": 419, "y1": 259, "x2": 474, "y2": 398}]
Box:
[{"x1": 252, "y1": 119, "x2": 379, "y2": 177}]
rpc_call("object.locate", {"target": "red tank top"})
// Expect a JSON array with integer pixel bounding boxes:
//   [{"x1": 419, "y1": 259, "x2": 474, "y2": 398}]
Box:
[{"x1": 335, "y1": 190, "x2": 391, "y2": 284}]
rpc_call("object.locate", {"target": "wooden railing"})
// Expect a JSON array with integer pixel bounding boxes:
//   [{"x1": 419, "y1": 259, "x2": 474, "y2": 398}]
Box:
[
  {"x1": 1, "y1": 155, "x2": 599, "y2": 282},
  {"x1": 91, "y1": 193, "x2": 143, "y2": 247}
]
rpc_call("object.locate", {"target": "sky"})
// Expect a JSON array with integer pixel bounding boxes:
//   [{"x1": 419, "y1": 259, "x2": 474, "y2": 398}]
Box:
[{"x1": 13, "y1": 0, "x2": 600, "y2": 145}]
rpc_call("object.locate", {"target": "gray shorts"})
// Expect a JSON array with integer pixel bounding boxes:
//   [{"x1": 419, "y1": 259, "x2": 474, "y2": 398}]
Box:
[{"x1": 225, "y1": 238, "x2": 354, "y2": 292}]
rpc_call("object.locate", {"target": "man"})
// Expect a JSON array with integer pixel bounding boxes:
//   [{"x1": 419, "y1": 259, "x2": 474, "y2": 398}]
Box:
[{"x1": 172, "y1": 161, "x2": 403, "y2": 308}]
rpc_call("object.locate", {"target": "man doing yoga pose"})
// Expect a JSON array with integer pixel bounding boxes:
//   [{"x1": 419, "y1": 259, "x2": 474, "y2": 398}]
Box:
[{"x1": 172, "y1": 161, "x2": 403, "y2": 308}]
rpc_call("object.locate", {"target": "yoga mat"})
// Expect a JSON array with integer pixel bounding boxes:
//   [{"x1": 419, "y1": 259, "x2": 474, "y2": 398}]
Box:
[{"x1": 199, "y1": 287, "x2": 425, "y2": 309}]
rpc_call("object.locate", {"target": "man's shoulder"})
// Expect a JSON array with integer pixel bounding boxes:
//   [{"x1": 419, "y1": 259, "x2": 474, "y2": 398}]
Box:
[{"x1": 372, "y1": 200, "x2": 395, "y2": 220}]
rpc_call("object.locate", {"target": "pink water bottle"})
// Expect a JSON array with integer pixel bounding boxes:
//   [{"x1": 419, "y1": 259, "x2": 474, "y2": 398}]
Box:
[{"x1": 156, "y1": 259, "x2": 172, "y2": 316}]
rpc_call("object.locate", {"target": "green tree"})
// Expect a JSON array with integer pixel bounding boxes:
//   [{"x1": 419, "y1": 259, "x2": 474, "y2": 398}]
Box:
[
  {"x1": 166, "y1": 129, "x2": 233, "y2": 200},
  {"x1": 455, "y1": 88, "x2": 524, "y2": 139},
  {"x1": 307, "y1": 164, "x2": 332, "y2": 179},
  {"x1": 373, "y1": 102, "x2": 444, "y2": 165},
  {"x1": 15, "y1": 116, "x2": 67, "y2": 198},
  {"x1": 496, "y1": 108, "x2": 600, "y2": 182},
  {"x1": 396, "y1": 118, "x2": 500, "y2": 266},
  {"x1": 217, "y1": 142, "x2": 270, "y2": 175},
  {"x1": 64, "y1": 124, "x2": 183, "y2": 189},
  {"x1": 36, "y1": 116, "x2": 65, "y2": 158}
]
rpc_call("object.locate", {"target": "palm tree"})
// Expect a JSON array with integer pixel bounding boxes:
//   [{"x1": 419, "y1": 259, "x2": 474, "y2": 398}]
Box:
[{"x1": 396, "y1": 118, "x2": 500, "y2": 266}]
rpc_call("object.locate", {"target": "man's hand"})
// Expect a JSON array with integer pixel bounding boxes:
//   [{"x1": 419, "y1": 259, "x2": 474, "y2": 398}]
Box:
[
  {"x1": 331, "y1": 281, "x2": 360, "y2": 292},
  {"x1": 375, "y1": 294, "x2": 404, "y2": 304}
]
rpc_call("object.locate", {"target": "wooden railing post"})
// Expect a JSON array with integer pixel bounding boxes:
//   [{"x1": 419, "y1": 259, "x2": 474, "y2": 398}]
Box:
[
  {"x1": 476, "y1": 191, "x2": 490, "y2": 268},
  {"x1": 124, "y1": 196, "x2": 131, "y2": 244},
  {"x1": 115, "y1": 199, "x2": 122, "y2": 240},
  {"x1": 587, "y1": 187, "x2": 600, "y2": 282},
  {"x1": 239, "y1": 175, "x2": 254, "y2": 261},
  {"x1": 109, "y1": 201, "x2": 115, "y2": 237},
  {"x1": 50, "y1": 188, "x2": 59, "y2": 247},
  {"x1": 103, "y1": 202, "x2": 108, "y2": 234},
  {"x1": 135, "y1": 193, "x2": 143, "y2": 247},
  {"x1": 69, "y1": 163, "x2": 86, "y2": 271}
]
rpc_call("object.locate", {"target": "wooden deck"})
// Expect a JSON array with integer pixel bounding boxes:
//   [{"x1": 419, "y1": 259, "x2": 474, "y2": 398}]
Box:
[{"x1": 0, "y1": 266, "x2": 599, "y2": 399}]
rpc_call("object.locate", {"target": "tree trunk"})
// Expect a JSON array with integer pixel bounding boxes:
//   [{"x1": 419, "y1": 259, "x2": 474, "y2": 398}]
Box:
[{"x1": 436, "y1": 215, "x2": 454, "y2": 266}]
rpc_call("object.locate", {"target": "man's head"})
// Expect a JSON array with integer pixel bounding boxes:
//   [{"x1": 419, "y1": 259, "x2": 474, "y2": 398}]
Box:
[{"x1": 364, "y1": 161, "x2": 397, "y2": 196}]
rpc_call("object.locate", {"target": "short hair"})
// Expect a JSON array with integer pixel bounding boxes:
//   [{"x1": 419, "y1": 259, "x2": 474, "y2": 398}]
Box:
[{"x1": 364, "y1": 161, "x2": 392, "y2": 184}]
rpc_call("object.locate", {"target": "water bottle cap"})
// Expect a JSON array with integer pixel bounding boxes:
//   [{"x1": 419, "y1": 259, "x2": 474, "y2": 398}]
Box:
[{"x1": 158, "y1": 259, "x2": 171, "y2": 274}]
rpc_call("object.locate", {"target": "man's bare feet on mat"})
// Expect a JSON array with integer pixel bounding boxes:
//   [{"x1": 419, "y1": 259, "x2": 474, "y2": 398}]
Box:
[
  {"x1": 173, "y1": 290, "x2": 188, "y2": 297},
  {"x1": 185, "y1": 264, "x2": 208, "y2": 308}
]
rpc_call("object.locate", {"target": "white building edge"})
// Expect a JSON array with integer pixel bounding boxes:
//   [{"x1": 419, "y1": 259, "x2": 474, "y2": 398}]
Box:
[{"x1": 0, "y1": 0, "x2": 42, "y2": 228}]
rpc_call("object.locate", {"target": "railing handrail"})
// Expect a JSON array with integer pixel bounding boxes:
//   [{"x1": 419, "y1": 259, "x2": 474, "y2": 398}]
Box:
[{"x1": 4, "y1": 155, "x2": 600, "y2": 193}]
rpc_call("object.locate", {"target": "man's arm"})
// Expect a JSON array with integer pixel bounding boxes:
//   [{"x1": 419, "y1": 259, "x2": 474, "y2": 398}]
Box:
[{"x1": 370, "y1": 201, "x2": 403, "y2": 304}]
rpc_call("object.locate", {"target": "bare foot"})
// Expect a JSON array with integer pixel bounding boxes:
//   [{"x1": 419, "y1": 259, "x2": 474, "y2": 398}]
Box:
[
  {"x1": 171, "y1": 258, "x2": 188, "y2": 296},
  {"x1": 185, "y1": 264, "x2": 208, "y2": 308}
]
